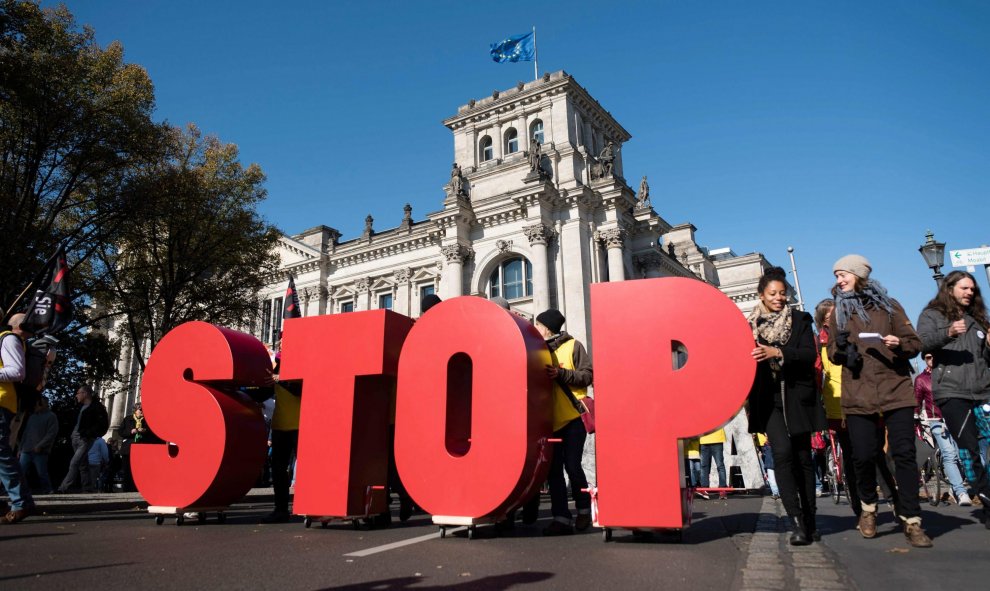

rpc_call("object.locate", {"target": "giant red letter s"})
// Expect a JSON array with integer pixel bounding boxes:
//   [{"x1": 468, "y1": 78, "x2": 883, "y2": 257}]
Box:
[
  {"x1": 394, "y1": 297, "x2": 553, "y2": 521},
  {"x1": 592, "y1": 278, "x2": 756, "y2": 528},
  {"x1": 280, "y1": 310, "x2": 414, "y2": 517},
  {"x1": 133, "y1": 322, "x2": 270, "y2": 508}
]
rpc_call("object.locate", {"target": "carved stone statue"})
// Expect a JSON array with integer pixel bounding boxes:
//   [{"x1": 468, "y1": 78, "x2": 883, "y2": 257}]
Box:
[
  {"x1": 362, "y1": 214, "x2": 374, "y2": 240},
  {"x1": 449, "y1": 163, "x2": 466, "y2": 197},
  {"x1": 637, "y1": 175, "x2": 651, "y2": 208},
  {"x1": 528, "y1": 140, "x2": 542, "y2": 173},
  {"x1": 599, "y1": 141, "x2": 615, "y2": 177}
]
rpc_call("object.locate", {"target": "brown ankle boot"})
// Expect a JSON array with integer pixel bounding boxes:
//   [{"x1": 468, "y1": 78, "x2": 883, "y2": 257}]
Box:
[
  {"x1": 904, "y1": 522, "x2": 933, "y2": 548},
  {"x1": 857, "y1": 510, "x2": 877, "y2": 538}
]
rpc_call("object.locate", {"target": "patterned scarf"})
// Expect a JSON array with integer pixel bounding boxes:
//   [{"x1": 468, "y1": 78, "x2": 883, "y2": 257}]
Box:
[
  {"x1": 834, "y1": 279, "x2": 894, "y2": 331},
  {"x1": 748, "y1": 301, "x2": 792, "y2": 374}
]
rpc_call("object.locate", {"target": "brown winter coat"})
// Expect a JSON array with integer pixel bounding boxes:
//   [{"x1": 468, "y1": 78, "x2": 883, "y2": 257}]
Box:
[{"x1": 827, "y1": 298, "x2": 921, "y2": 416}]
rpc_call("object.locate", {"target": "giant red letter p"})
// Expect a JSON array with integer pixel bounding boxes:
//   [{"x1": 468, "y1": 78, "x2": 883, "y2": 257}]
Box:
[{"x1": 592, "y1": 278, "x2": 756, "y2": 528}]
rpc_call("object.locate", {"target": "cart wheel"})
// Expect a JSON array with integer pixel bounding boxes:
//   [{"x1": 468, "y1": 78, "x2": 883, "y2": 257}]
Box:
[
  {"x1": 352, "y1": 519, "x2": 361, "y2": 530},
  {"x1": 304, "y1": 516, "x2": 312, "y2": 528},
  {"x1": 155, "y1": 515, "x2": 165, "y2": 526},
  {"x1": 216, "y1": 512, "x2": 226, "y2": 524},
  {"x1": 603, "y1": 528, "x2": 612, "y2": 542},
  {"x1": 467, "y1": 526, "x2": 475, "y2": 540},
  {"x1": 440, "y1": 526, "x2": 446, "y2": 539},
  {"x1": 175, "y1": 515, "x2": 184, "y2": 526},
  {"x1": 198, "y1": 513, "x2": 207, "y2": 525},
  {"x1": 321, "y1": 521, "x2": 328, "y2": 529}
]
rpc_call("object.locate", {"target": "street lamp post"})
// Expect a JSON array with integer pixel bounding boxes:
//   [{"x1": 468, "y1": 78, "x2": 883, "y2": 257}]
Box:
[{"x1": 918, "y1": 230, "x2": 946, "y2": 285}]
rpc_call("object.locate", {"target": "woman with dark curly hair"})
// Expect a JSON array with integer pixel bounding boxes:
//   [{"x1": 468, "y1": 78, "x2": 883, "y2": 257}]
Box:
[
  {"x1": 747, "y1": 267, "x2": 826, "y2": 545},
  {"x1": 827, "y1": 254, "x2": 931, "y2": 548},
  {"x1": 916, "y1": 270, "x2": 990, "y2": 530}
]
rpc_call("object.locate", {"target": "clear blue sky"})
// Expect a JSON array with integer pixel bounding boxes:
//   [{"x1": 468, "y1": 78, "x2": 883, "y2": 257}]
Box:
[{"x1": 52, "y1": 0, "x2": 990, "y2": 325}]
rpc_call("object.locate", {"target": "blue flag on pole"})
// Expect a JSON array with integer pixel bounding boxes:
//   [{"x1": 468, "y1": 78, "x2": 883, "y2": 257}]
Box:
[{"x1": 490, "y1": 32, "x2": 535, "y2": 63}]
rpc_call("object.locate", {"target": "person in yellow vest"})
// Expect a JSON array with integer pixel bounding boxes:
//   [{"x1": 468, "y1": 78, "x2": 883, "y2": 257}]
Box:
[
  {"x1": 534, "y1": 309, "x2": 594, "y2": 536},
  {"x1": 755, "y1": 433, "x2": 779, "y2": 499},
  {"x1": 699, "y1": 428, "x2": 728, "y2": 499},
  {"x1": 684, "y1": 437, "x2": 705, "y2": 498},
  {"x1": 1, "y1": 313, "x2": 37, "y2": 523},
  {"x1": 261, "y1": 345, "x2": 302, "y2": 523}
]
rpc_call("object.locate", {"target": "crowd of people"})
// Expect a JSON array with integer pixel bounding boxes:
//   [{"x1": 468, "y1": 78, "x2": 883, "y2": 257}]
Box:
[
  {"x1": 2, "y1": 258, "x2": 989, "y2": 550},
  {"x1": 746, "y1": 259, "x2": 990, "y2": 548}
]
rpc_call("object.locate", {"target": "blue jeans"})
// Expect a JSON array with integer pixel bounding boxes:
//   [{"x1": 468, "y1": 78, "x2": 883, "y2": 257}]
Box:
[
  {"x1": 700, "y1": 443, "x2": 726, "y2": 488},
  {"x1": 927, "y1": 420, "x2": 966, "y2": 498},
  {"x1": 0, "y1": 408, "x2": 34, "y2": 510},
  {"x1": 19, "y1": 450, "x2": 53, "y2": 494}
]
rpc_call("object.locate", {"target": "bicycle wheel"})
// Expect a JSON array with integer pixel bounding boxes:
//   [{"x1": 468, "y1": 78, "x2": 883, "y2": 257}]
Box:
[
  {"x1": 827, "y1": 453, "x2": 840, "y2": 504},
  {"x1": 919, "y1": 453, "x2": 939, "y2": 506},
  {"x1": 932, "y1": 448, "x2": 943, "y2": 506}
]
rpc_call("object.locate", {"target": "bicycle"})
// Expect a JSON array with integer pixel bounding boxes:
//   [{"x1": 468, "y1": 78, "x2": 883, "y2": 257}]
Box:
[
  {"x1": 823, "y1": 429, "x2": 850, "y2": 506},
  {"x1": 915, "y1": 419, "x2": 946, "y2": 507}
]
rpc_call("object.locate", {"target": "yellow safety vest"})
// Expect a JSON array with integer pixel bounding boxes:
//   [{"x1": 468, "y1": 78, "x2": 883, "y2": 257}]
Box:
[
  {"x1": 550, "y1": 338, "x2": 588, "y2": 432},
  {"x1": 0, "y1": 331, "x2": 21, "y2": 413},
  {"x1": 271, "y1": 383, "x2": 301, "y2": 432}
]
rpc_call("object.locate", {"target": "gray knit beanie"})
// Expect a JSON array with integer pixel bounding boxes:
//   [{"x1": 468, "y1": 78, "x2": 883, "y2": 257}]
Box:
[{"x1": 833, "y1": 254, "x2": 871, "y2": 280}]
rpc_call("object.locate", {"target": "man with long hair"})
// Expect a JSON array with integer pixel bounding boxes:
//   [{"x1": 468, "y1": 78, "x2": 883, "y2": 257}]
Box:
[{"x1": 917, "y1": 270, "x2": 990, "y2": 530}]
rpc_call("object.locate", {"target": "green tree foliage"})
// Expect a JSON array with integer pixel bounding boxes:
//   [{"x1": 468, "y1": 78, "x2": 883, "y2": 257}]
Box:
[
  {"x1": 97, "y1": 124, "x2": 281, "y2": 371},
  {"x1": 0, "y1": 0, "x2": 159, "y2": 309}
]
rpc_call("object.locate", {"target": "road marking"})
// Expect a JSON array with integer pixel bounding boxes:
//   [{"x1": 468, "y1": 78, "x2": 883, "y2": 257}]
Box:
[{"x1": 343, "y1": 527, "x2": 466, "y2": 557}]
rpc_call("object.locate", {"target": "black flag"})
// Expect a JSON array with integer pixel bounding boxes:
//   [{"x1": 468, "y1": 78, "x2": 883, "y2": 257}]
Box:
[
  {"x1": 283, "y1": 275, "x2": 301, "y2": 319},
  {"x1": 22, "y1": 244, "x2": 73, "y2": 335}
]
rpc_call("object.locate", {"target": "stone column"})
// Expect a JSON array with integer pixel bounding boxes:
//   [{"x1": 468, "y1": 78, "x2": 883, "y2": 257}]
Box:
[
  {"x1": 440, "y1": 245, "x2": 472, "y2": 298},
  {"x1": 524, "y1": 223, "x2": 553, "y2": 312},
  {"x1": 393, "y1": 268, "x2": 411, "y2": 316},
  {"x1": 109, "y1": 338, "x2": 134, "y2": 437},
  {"x1": 600, "y1": 228, "x2": 626, "y2": 282},
  {"x1": 354, "y1": 278, "x2": 371, "y2": 311}
]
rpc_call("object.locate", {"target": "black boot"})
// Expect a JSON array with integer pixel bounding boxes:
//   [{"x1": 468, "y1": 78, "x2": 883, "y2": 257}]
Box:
[
  {"x1": 789, "y1": 516, "x2": 811, "y2": 546},
  {"x1": 803, "y1": 511, "x2": 820, "y2": 542}
]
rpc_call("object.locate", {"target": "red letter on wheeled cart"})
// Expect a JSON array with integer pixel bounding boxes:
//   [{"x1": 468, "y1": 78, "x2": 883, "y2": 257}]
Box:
[
  {"x1": 133, "y1": 322, "x2": 271, "y2": 509},
  {"x1": 395, "y1": 297, "x2": 553, "y2": 522},
  {"x1": 280, "y1": 310, "x2": 413, "y2": 518},
  {"x1": 592, "y1": 278, "x2": 755, "y2": 529}
]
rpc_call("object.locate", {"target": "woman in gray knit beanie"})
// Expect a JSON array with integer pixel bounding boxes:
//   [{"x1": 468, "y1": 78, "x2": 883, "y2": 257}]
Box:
[{"x1": 826, "y1": 254, "x2": 933, "y2": 547}]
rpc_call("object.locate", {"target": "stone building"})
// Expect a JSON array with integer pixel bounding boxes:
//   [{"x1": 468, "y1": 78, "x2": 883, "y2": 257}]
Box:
[{"x1": 106, "y1": 71, "x2": 783, "y2": 488}]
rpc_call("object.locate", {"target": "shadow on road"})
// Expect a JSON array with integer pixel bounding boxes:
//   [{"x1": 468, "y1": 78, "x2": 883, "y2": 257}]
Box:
[
  {"x1": 318, "y1": 571, "x2": 555, "y2": 590},
  {"x1": 0, "y1": 562, "x2": 136, "y2": 582}
]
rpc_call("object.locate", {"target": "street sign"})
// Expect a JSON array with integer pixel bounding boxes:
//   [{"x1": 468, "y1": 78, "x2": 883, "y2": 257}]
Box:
[{"x1": 950, "y1": 247, "x2": 990, "y2": 267}]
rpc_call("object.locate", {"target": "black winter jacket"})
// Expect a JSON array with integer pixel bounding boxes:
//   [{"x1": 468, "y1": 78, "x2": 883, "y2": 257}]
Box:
[{"x1": 747, "y1": 310, "x2": 826, "y2": 435}]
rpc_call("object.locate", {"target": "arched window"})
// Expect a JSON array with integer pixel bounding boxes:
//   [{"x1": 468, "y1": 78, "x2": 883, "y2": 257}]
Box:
[
  {"x1": 505, "y1": 128, "x2": 518, "y2": 154},
  {"x1": 479, "y1": 136, "x2": 494, "y2": 162},
  {"x1": 488, "y1": 257, "x2": 533, "y2": 300},
  {"x1": 530, "y1": 119, "x2": 544, "y2": 145}
]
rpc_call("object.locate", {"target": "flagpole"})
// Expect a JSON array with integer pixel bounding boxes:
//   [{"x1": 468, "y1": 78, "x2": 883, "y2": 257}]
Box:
[
  {"x1": 533, "y1": 26, "x2": 538, "y2": 80},
  {"x1": 3, "y1": 243, "x2": 64, "y2": 322}
]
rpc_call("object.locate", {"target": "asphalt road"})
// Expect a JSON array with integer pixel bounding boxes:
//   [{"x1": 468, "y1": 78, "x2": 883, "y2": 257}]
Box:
[{"x1": 0, "y1": 495, "x2": 761, "y2": 591}]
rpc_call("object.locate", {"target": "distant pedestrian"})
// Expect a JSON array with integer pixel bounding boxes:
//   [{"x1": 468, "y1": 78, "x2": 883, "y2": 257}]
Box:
[
  {"x1": 57, "y1": 384, "x2": 109, "y2": 494},
  {"x1": 87, "y1": 436, "x2": 110, "y2": 493},
  {"x1": 914, "y1": 353, "x2": 970, "y2": 505},
  {"x1": 828, "y1": 254, "x2": 932, "y2": 547},
  {"x1": 18, "y1": 397, "x2": 58, "y2": 495},
  {"x1": 699, "y1": 427, "x2": 728, "y2": 497}
]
